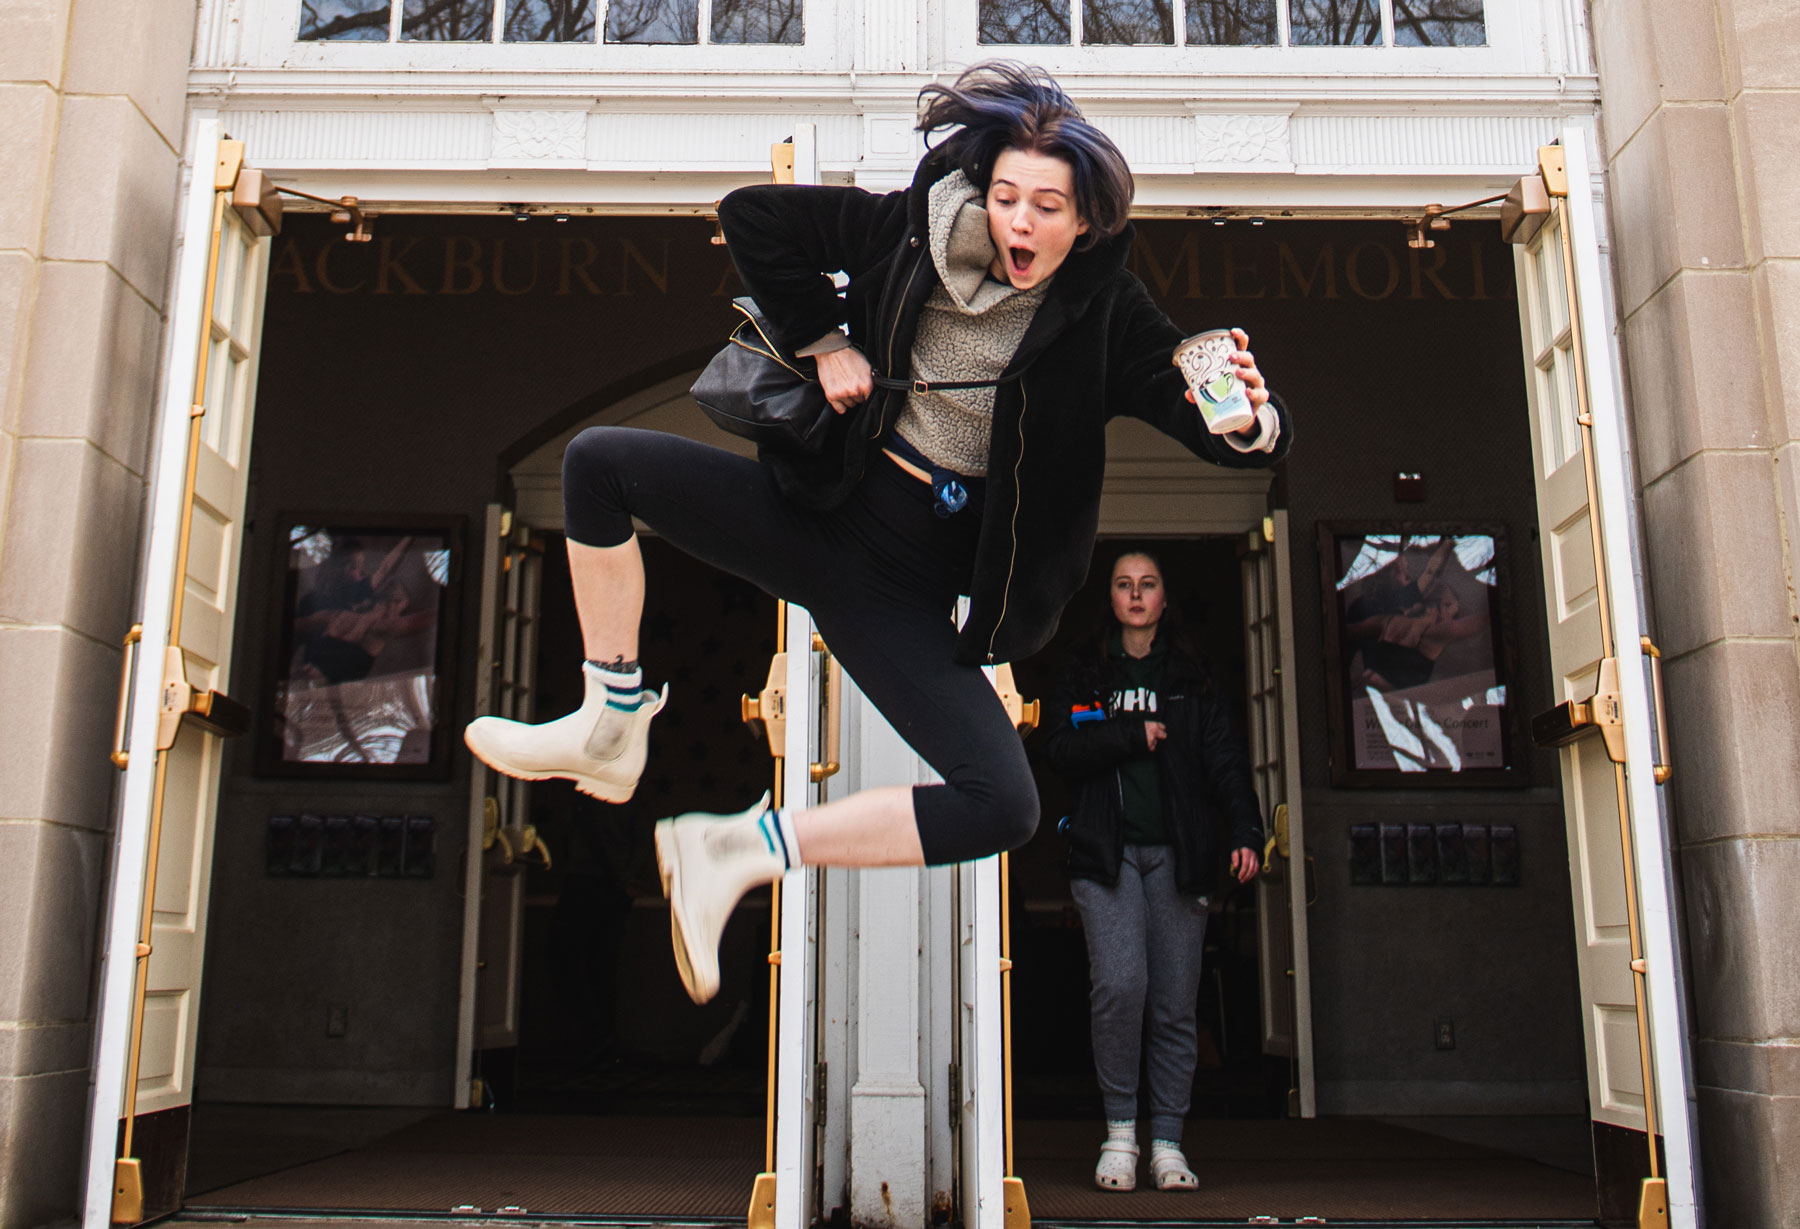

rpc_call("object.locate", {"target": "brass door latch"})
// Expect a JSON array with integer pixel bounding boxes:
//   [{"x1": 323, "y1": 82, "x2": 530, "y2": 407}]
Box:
[
  {"x1": 989, "y1": 662, "x2": 1041, "y2": 735},
  {"x1": 1530, "y1": 640, "x2": 1673, "y2": 784},
  {"x1": 481, "y1": 797, "x2": 551, "y2": 870},
  {"x1": 741, "y1": 652, "x2": 788, "y2": 759}
]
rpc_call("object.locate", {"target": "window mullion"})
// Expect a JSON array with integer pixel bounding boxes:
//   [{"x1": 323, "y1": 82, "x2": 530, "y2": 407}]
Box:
[
  {"x1": 698, "y1": 0, "x2": 711, "y2": 43},
  {"x1": 1276, "y1": 0, "x2": 1291, "y2": 47},
  {"x1": 389, "y1": 0, "x2": 402, "y2": 41},
  {"x1": 1380, "y1": 0, "x2": 1395, "y2": 46},
  {"x1": 1070, "y1": 0, "x2": 1083, "y2": 45},
  {"x1": 491, "y1": 0, "x2": 503, "y2": 43}
]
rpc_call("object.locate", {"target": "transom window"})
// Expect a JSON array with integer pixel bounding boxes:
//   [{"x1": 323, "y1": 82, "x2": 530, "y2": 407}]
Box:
[
  {"x1": 979, "y1": 0, "x2": 1484, "y2": 45},
  {"x1": 299, "y1": 0, "x2": 802, "y2": 42}
]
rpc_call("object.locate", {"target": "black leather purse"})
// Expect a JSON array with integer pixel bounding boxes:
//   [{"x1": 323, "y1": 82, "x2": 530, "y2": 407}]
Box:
[
  {"x1": 691, "y1": 295, "x2": 1026, "y2": 454},
  {"x1": 691, "y1": 297, "x2": 835, "y2": 453}
]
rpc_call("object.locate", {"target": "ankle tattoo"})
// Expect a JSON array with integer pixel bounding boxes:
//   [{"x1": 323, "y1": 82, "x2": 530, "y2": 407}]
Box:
[{"x1": 589, "y1": 656, "x2": 640, "y2": 674}]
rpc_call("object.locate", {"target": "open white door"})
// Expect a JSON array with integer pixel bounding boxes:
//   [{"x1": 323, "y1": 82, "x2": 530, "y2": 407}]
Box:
[
  {"x1": 455, "y1": 510, "x2": 547, "y2": 1107},
  {"x1": 1511, "y1": 130, "x2": 1697, "y2": 1227},
  {"x1": 956, "y1": 853, "x2": 1005, "y2": 1229},
  {"x1": 759, "y1": 121, "x2": 828, "y2": 1229},
  {"x1": 955, "y1": 663, "x2": 1036, "y2": 1229},
  {"x1": 766, "y1": 603, "x2": 828, "y2": 1229},
  {"x1": 1243, "y1": 511, "x2": 1316, "y2": 1118},
  {"x1": 84, "y1": 123, "x2": 272, "y2": 1225}
]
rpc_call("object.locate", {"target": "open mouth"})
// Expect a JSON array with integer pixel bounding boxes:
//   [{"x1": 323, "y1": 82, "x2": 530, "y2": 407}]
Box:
[{"x1": 1007, "y1": 246, "x2": 1036, "y2": 278}]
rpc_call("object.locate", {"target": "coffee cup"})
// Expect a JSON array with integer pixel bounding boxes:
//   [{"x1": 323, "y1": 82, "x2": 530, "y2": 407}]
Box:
[{"x1": 1172, "y1": 329, "x2": 1256, "y2": 435}]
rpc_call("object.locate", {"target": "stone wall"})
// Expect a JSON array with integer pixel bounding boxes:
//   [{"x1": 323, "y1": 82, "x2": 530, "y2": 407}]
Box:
[
  {"x1": 0, "y1": 0, "x2": 195, "y2": 1222},
  {"x1": 1590, "y1": 0, "x2": 1800, "y2": 1222}
]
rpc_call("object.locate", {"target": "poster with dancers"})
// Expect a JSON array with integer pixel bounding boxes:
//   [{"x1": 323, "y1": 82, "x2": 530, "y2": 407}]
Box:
[
  {"x1": 258, "y1": 516, "x2": 461, "y2": 779},
  {"x1": 1320, "y1": 525, "x2": 1519, "y2": 786}
]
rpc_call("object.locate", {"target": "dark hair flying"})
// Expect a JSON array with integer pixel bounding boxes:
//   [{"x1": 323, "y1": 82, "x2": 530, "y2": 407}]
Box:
[{"x1": 916, "y1": 62, "x2": 1134, "y2": 250}]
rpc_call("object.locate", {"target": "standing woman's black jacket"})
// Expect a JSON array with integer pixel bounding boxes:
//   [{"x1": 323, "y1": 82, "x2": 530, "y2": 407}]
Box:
[
  {"x1": 716, "y1": 150, "x2": 1292, "y2": 668},
  {"x1": 1040, "y1": 640, "x2": 1264, "y2": 897}
]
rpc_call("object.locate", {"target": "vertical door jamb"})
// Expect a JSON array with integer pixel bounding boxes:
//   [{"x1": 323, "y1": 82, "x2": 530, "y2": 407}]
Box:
[{"x1": 454, "y1": 503, "x2": 506, "y2": 1108}]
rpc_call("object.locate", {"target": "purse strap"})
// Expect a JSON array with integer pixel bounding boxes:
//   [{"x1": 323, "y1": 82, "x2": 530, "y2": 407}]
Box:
[{"x1": 870, "y1": 371, "x2": 1024, "y2": 394}]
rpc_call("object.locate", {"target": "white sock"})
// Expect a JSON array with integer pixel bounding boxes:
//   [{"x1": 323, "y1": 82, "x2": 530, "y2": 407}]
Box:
[
  {"x1": 697, "y1": 803, "x2": 793, "y2": 881},
  {"x1": 1106, "y1": 1119, "x2": 1136, "y2": 1144},
  {"x1": 1150, "y1": 1138, "x2": 1183, "y2": 1157},
  {"x1": 758, "y1": 806, "x2": 802, "y2": 870},
  {"x1": 585, "y1": 660, "x2": 644, "y2": 708}
]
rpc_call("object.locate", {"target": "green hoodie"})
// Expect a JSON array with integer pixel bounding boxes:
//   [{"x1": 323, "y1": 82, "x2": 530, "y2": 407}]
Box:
[{"x1": 1108, "y1": 625, "x2": 1170, "y2": 845}]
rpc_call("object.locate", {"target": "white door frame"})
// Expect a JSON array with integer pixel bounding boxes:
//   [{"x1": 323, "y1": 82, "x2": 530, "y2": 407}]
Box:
[
  {"x1": 82, "y1": 118, "x2": 270, "y2": 1227},
  {"x1": 1551, "y1": 126, "x2": 1698, "y2": 1223},
  {"x1": 1245, "y1": 510, "x2": 1316, "y2": 1118},
  {"x1": 80, "y1": 115, "x2": 1701, "y2": 1223}
]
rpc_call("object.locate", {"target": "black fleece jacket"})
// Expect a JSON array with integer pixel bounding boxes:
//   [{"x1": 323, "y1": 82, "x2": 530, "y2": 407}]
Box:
[
  {"x1": 1040, "y1": 640, "x2": 1264, "y2": 897},
  {"x1": 717, "y1": 151, "x2": 1293, "y2": 666}
]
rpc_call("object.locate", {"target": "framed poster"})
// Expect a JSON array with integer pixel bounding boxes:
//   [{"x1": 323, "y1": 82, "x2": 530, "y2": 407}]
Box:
[
  {"x1": 1319, "y1": 524, "x2": 1520, "y2": 786},
  {"x1": 257, "y1": 515, "x2": 462, "y2": 779}
]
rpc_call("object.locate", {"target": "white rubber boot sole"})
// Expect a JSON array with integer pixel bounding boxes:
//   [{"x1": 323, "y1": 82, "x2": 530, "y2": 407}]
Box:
[{"x1": 655, "y1": 792, "x2": 773, "y2": 1005}]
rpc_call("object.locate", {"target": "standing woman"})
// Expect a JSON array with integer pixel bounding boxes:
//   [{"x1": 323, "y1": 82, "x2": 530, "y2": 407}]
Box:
[
  {"x1": 465, "y1": 63, "x2": 1290, "y2": 1007},
  {"x1": 1041, "y1": 551, "x2": 1265, "y2": 1192}
]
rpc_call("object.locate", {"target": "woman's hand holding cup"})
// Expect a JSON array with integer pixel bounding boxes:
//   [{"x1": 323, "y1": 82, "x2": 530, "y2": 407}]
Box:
[{"x1": 1178, "y1": 327, "x2": 1267, "y2": 438}]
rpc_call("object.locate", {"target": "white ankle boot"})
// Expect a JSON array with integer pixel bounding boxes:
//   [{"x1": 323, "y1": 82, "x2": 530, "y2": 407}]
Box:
[
  {"x1": 464, "y1": 665, "x2": 667, "y2": 802},
  {"x1": 655, "y1": 793, "x2": 783, "y2": 1005}
]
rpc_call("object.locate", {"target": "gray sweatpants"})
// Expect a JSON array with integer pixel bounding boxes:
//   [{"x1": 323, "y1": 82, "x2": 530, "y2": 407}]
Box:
[{"x1": 1070, "y1": 843, "x2": 1210, "y2": 1144}]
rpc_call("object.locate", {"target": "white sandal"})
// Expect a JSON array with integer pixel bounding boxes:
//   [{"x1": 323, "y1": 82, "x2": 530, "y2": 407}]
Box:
[
  {"x1": 1149, "y1": 1141, "x2": 1198, "y2": 1191},
  {"x1": 1094, "y1": 1139, "x2": 1139, "y2": 1191}
]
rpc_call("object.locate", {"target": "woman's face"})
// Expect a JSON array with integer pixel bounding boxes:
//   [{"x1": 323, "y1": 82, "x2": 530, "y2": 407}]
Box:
[
  {"x1": 986, "y1": 147, "x2": 1090, "y2": 290},
  {"x1": 1110, "y1": 555, "x2": 1166, "y2": 630}
]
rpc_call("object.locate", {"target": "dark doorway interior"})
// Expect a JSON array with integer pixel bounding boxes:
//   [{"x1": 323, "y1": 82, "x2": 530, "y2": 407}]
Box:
[
  {"x1": 504, "y1": 535, "x2": 780, "y2": 1116},
  {"x1": 1008, "y1": 536, "x2": 1285, "y2": 1125},
  {"x1": 186, "y1": 539, "x2": 778, "y2": 1216}
]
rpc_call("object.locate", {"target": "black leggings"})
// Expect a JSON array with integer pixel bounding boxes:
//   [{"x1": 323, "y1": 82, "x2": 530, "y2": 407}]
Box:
[{"x1": 563, "y1": 426, "x2": 1039, "y2": 865}]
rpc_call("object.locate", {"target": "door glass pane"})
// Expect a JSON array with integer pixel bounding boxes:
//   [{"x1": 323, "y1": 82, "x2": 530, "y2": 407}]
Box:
[
  {"x1": 1289, "y1": 0, "x2": 1382, "y2": 44},
  {"x1": 712, "y1": 0, "x2": 803, "y2": 42},
  {"x1": 299, "y1": 0, "x2": 390, "y2": 40},
  {"x1": 1392, "y1": 0, "x2": 1484, "y2": 44},
  {"x1": 503, "y1": 0, "x2": 594, "y2": 39},
  {"x1": 402, "y1": 0, "x2": 491, "y2": 38},
  {"x1": 979, "y1": 0, "x2": 1071, "y2": 43},
  {"x1": 1185, "y1": 0, "x2": 1276, "y2": 44},
  {"x1": 604, "y1": 0, "x2": 699, "y2": 41},
  {"x1": 1083, "y1": 0, "x2": 1173, "y2": 43}
]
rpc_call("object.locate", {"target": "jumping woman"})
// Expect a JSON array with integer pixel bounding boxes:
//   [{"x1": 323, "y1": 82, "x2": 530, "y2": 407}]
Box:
[{"x1": 465, "y1": 62, "x2": 1292, "y2": 1006}]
